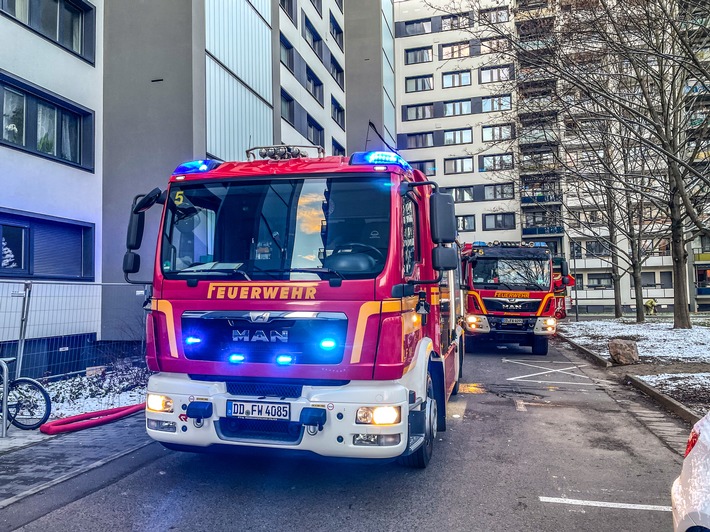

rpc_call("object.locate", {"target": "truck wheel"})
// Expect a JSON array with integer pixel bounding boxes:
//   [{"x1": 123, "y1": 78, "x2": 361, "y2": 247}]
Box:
[
  {"x1": 531, "y1": 336, "x2": 549, "y2": 356},
  {"x1": 400, "y1": 374, "x2": 436, "y2": 469}
]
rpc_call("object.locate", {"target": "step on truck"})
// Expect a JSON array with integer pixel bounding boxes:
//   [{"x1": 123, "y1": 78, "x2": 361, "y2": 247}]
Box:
[
  {"x1": 461, "y1": 241, "x2": 570, "y2": 356},
  {"x1": 123, "y1": 147, "x2": 464, "y2": 468}
]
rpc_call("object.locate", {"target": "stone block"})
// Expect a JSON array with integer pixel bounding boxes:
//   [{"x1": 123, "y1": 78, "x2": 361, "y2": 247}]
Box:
[{"x1": 608, "y1": 339, "x2": 640, "y2": 365}]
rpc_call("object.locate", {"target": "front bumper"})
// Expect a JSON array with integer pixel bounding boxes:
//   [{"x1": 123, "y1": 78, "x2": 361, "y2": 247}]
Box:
[
  {"x1": 145, "y1": 373, "x2": 409, "y2": 459},
  {"x1": 464, "y1": 315, "x2": 556, "y2": 336}
]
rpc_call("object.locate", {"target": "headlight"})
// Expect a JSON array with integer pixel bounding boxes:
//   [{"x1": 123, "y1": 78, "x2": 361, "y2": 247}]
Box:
[
  {"x1": 147, "y1": 393, "x2": 174, "y2": 413},
  {"x1": 466, "y1": 315, "x2": 481, "y2": 324},
  {"x1": 356, "y1": 406, "x2": 401, "y2": 425},
  {"x1": 544, "y1": 318, "x2": 557, "y2": 327}
]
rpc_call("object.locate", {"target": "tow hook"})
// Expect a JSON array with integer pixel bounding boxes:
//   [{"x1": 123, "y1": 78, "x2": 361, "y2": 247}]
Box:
[
  {"x1": 300, "y1": 408, "x2": 327, "y2": 436},
  {"x1": 186, "y1": 401, "x2": 213, "y2": 428}
]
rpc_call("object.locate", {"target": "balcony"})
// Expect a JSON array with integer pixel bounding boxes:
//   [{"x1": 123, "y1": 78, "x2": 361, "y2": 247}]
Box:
[
  {"x1": 518, "y1": 96, "x2": 559, "y2": 115},
  {"x1": 695, "y1": 252, "x2": 710, "y2": 263},
  {"x1": 520, "y1": 193, "x2": 562, "y2": 204},
  {"x1": 519, "y1": 159, "x2": 560, "y2": 174},
  {"x1": 518, "y1": 67, "x2": 557, "y2": 84},
  {"x1": 522, "y1": 225, "x2": 564, "y2": 236},
  {"x1": 518, "y1": 38, "x2": 554, "y2": 51},
  {"x1": 518, "y1": 128, "x2": 560, "y2": 145}
]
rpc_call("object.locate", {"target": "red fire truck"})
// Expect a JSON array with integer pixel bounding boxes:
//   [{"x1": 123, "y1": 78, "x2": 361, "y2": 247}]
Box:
[
  {"x1": 461, "y1": 241, "x2": 570, "y2": 356},
  {"x1": 123, "y1": 147, "x2": 464, "y2": 468}
]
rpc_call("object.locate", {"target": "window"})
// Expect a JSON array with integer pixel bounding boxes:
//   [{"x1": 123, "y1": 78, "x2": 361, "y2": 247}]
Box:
[
  {"x1": 331, "y1": 97, "x2": 345, "y2": 129},
  {"x1": 457, "y1": 215, "x2": 475, "y2": 232},
  {"x1": 452, "y1": 186, "x2": 474, "y2": 203},
  {"x1": 1, "y1": 79, "x2": 92, "y2": 169},
  {"x1": 481, "y1": 37, "x2": 510, "y2": 54},
  {"x1": 571, "y1": 240, "x2": 583, "y2": 258},
  {"x1": 405, "y1": 46, "x2": 433, "y2": 65},
  {"x1": 307, "y1": 116, "x2": 324, "y2": 146},
  {"x1": 483, "y1": 213, "x2": 515, "y2": 230},
  {"x1": 481, "y1": 65, "x2": 511, "y2": 83},
  {"x1": 586, "y1": 240, "x2": 610, "y2": 256},
  {"x1": 444, "y1": 157, "x2": 473, "y2": 174},
  {"x1": 481, "y1": 154, "x2": 514, "y2": 171},
  {"x1": 332, "y1": 139, "x2": 345, "y2": 156},
  {"x1": 404, "y1": 18, "x2": 432, "y2": 36},
  {"x1": 441, "y1": 41, "x2": 470, "y2": 59},
  {"x1": 330, "y1": 13, "x2": 343, "y2": 49},
  {"x1": 405, "y1": 75, "x2": 433, "y2": 93},
  {"x1": 444, "y1": 128, "x2": 472, "y2": 145},
  {"x1": 442, "y1": 70, "x2": 471, "y2": 88},
  {"x1": 482, "y1": 94, "x2": 512, "y2": 112},
  {"x1": 480, "y1": 7, "x2": 509, "y2": 23},
  {"x1": 0, "y1": 210, "x2": 94, "y2": 280},
  {"x1": 410, "y1": 160, "x2": 436, "y2": 176},
  {"x1": 484, "y1": 183, "x2": 514, "y2": 200},
  {"x1": 482, "y1": 124, "x2": 513, "y2": 142},
  {"x1": 304, "y1": 18, "x2": 323, "y2": 56},
  {"x1": 524, "y1": 211, "x2": 559, "y2": 227},
  {"x1": 406, "y1": 103, "x2": 434, "y2": 121},
  {"x1": 0, "y1": 0, "x2": 94, "y2": 59},
  {"x1": 330, "y1": 57, "x2": 344, "y2": 88},
  {"x1": 281, "y1": 90, "x2": 294, "y2": 124},
  {"x1": 280, "y1": 0, "x2": 295, "y2": 21},
  {"x1": 280, "y1": 35, "x2": 294, "y2": 71},
  {"x1": 587, "y1": 273, "x2": 613, "y2": 288},
  {"x1": 306, "y1": 68, "x2": 323, "y2": 103},
  {"x1": 660, "y1": 271, "x2": 673, "y2": 289},
  {"x1": 630, "y1": 272, "x2": 656, "y2": 288},
  {"x1": 406, "y1": 132, "x2": 434, "y2": 149},
  {"x1": 444, "y1": 99, "x2": 471, "y2": 116},
  {"x1": 442, "y1": 13, "x2": 471, "y2": 30},
  {"x1": 403, "y1": 196, "x2": 419, "y2": 275},
  {"x1": 334, "y1": 0, "x2": 342, "y2": 12}
]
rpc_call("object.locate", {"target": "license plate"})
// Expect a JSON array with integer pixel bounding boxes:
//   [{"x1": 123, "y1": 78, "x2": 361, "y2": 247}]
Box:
[
  {"x1": 227, "y1": 400, "x2": 290, "y2": 421},
  {"x1": 502, "y1": 318, "x2": 524, "y2": 324}
]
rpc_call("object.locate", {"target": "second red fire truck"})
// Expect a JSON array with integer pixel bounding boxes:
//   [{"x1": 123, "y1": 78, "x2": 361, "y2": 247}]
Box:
[
  {"x1": 123, "y1": 147, "x2": 464, "y2": 468},
  {"x1": 460, "y1": 241, "x2": 570, "y2": 356}
]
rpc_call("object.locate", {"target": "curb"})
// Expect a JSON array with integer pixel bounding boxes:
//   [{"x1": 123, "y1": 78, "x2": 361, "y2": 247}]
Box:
[
  {"x1": 624, "y1": 374, "x2": 702, "y2": 425},
  {"x1": 556, "y1": 333, "x2": 612, "y2": 368}
]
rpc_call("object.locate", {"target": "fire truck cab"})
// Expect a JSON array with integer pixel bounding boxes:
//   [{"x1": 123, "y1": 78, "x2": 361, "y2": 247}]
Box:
[{"x1": 123, "y1": 147, "x2": 464, "y2": 468}]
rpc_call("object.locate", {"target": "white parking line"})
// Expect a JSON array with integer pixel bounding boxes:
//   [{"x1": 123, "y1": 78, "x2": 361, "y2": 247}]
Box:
[
  {"x1": 539, "y1": 496, "x2": 671, "y2": 512},
  {"x1": 514, "y1": 400, "x2": 527, "y2": 412},
  {"x1": 503, "y1": 358, "x2": 614, "y2": 387}
]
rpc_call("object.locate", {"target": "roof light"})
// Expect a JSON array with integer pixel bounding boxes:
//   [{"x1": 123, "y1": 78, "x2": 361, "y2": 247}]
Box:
[
  {"x1": 228, "y1": 354, "x2": 245, "y2": 364},
  {"x1": 472, "y1": 241, "x2": 487, "y2": 247},
  {"x1": 349, "y1": 151, "x2": 413, "y2": 172},
  {"x1": 173, "y1": 159, "x2": 222, "y2": 174},
  {"x1": 276, "y1": 355, "x2": 293, "y2": 365}
]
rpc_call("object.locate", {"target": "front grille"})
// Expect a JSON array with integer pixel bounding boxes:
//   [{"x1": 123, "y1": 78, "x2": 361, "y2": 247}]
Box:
[
  {"x1": 218, "y1": 418, "x2": 302, "y2": 443},
  {"x1": 483, "y1": 299, "x2": 542, "y2": 313},
  {"x1": 226, "y1": 382, "x2": 303, "y2": 398}
]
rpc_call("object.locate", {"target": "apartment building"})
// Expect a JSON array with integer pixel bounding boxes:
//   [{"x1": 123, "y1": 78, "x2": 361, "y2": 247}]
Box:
[
  {"x1": 0, "y1": 0, "x2": 104, "y2": 375},
  {"x1": 395, "y1": 0, "x2": 709, "y2": 313}
]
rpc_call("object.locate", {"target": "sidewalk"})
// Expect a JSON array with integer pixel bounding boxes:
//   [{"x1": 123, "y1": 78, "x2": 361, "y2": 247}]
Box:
[{"x1": 0, "y1": 414, "x2": 151, "y2": 509}]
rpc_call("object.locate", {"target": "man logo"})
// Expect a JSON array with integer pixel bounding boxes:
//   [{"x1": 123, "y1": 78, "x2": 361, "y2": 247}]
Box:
[
  {"x1": 249, "y1": 312, "x2": 271, "y2": 323},
  {"x1": 233, "y1": 330, "x2": 288, "y2": 342}
]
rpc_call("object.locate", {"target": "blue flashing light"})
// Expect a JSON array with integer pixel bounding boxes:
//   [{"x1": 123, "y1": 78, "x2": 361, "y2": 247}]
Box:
[
  {"x1": 532, "y1": 242, "x2": 549, "y2": 247},
  {"x1": 349, "y1": 151, "x2": 413, "y2": 172},
  {"x1": 185, "y1": 336, "x2": 202, "y2": 345},
  {"x1": 173, "y1": 159, "x2": 222, "y2": 175},
  {"x1": 276, "y1": 355, "x2": 293, "y2": 365},
  {"x1": 472, "y1": 241, "x2": 487, "y2": 247},
  {"x1": 319, "y1": 338, "x2": 337, "y2": 350},
  {"x1": 228, "y1": 354, "x2": 245, "y2": 364}
]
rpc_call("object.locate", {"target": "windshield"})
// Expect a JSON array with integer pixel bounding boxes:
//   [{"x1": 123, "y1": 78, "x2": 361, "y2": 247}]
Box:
[
  {"x1": 161, "y1": 176, "x2": 392, "y2": 281},
  {"x1": 471, "y1": 257, "x2": 551, "y2": 291}
]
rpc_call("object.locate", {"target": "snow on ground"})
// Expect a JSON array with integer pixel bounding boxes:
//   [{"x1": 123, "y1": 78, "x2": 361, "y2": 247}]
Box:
[
  {"x1": 639, "y1": 373, "x2": 710, "y2": 416},
  {"x1": 558, "y1": 318, "x2": 710, "y2": 363}
]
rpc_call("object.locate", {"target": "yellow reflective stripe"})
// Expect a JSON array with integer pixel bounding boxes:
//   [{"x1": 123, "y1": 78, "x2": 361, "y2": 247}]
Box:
[
  {"x1": 536, "y1": 294, "x2": 554, "y2": 316},
  {"x1": 155, "y1": 300, "x2": 178, "y2": 358},
  {"x1": 350, "y1": 301, "x2": 381, "y2": 364}
]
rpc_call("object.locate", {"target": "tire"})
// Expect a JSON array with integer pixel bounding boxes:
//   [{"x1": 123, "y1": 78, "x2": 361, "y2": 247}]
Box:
[
  {"x1": 531, "y1": 336, "x2": 549, "y2": 356},
  {"x1": 400, "y1": 374, "x2": 436, "y2": 469},
  {"x1": 7, "y1": 377, "x2": 51, "y2": 430}
]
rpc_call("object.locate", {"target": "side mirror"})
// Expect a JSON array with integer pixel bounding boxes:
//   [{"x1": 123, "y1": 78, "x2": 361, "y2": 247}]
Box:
[
  {"x1": 560, "y1": 260, "x2": 569, "y2": 277},
  {"x1": 562, "y1": 276, "x2": 570, "y2": 285},
  {"x1": 391, "y1": 283, "x2": 415, "y2": 298},
  {"x1": 432, "y1": 246, "x2": 458, "y2": 271},
  {"x1": 133, "y1": 188, "x2": 162, "y2": 214},
  {"x1": 126, "y1": 210, "x2": 145, "y2": 250},
  {"x1": 430, "y1": 192, "x2": 457, "y2": 244},
  {"x1": 123, "y1": 251, "x2": 141, "y2": 274}
]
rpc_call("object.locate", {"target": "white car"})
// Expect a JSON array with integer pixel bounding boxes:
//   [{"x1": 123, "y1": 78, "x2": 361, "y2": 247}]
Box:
[{"x1": 672, "y1": 411, "x2": 710, "y2": 532}]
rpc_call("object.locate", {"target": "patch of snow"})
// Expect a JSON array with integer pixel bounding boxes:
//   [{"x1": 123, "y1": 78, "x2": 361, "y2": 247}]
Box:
[{"x1": 558, "y1": 319, "x2": 710, "y2": 363}]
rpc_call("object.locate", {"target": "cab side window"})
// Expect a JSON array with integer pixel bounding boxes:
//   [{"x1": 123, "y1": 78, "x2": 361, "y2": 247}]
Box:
[{"x1": 403, "y1": 195, "x2": 420, "y2": 276}]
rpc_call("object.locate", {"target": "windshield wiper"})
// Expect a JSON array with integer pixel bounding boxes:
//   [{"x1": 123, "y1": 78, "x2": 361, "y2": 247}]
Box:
[
  {"x1": 177, "y1": 264, "x2": 252, "y2": 280},
  {"x1": 261, "y1": 267, "x2": 345, "y2": 280}
]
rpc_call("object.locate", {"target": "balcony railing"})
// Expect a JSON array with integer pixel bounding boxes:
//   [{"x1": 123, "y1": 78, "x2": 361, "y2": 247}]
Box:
[
  {"x1": 518, "y1": 129, "x2": 560, "y2": 145},
  {"x1": 520, "y1": 193, "x2": 562, "y2": 204},
  {"x1": 522, "y1": 225, "x2": 564, "y2": 235},
  {"x1": 519, "y1": 160, "x2": 560, "y2": 173}
]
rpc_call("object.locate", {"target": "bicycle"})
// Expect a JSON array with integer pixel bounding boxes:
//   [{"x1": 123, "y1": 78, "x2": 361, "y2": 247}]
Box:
[{"x1": 1, "y1": 357, "x2": 52, "y2": 430}]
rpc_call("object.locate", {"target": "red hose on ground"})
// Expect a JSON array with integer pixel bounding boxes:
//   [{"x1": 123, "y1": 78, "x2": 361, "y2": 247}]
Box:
[{"x1": 40, "y1": 403, "x2": 145, "y2": 435}]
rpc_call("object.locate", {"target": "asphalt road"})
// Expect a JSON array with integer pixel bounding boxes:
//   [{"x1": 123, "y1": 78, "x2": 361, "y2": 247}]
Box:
[{"x1": 7, "y1": 339, "x2": 685, "y2": 532}]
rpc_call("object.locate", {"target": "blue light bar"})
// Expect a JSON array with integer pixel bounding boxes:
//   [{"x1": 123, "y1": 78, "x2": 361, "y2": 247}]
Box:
[
  {"x1": 349, "y1": 151, "x2": 412, "y2": 172},
  {"x1": 185, "y1": 336, "x2": 202, "y2": 345},
  {"x1": 173, "y1": 159, "x2": 222, "y2": 174},
  {"x1": 532, "y1": 242, "x2": 549, "y2": 247},
  {"x1": 276, "y1": 355, "x2": 293, "y2": 365},
  {"x1": 319, "y1": 338, "x2": 337, "y2": 351},
  {"x1": 472, "y1": 241, "x2": 487, "y2": 247},
  {"x1": 228, "y1": 354, "x2": 245, "y2": 364}
]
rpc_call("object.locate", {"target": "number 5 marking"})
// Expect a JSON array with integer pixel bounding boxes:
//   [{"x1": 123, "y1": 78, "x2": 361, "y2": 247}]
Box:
[{"x1": 175, "y1": 191, "x2": 184, "y2": 205}]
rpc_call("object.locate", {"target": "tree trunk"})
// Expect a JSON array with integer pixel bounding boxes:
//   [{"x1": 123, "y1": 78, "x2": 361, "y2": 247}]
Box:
[
  {"x1": 670, "y1": 191, "x2": 692, "y2": 328},
  {"x1": 632, "y1": 268, "x2": 645, "y2": 323}
]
